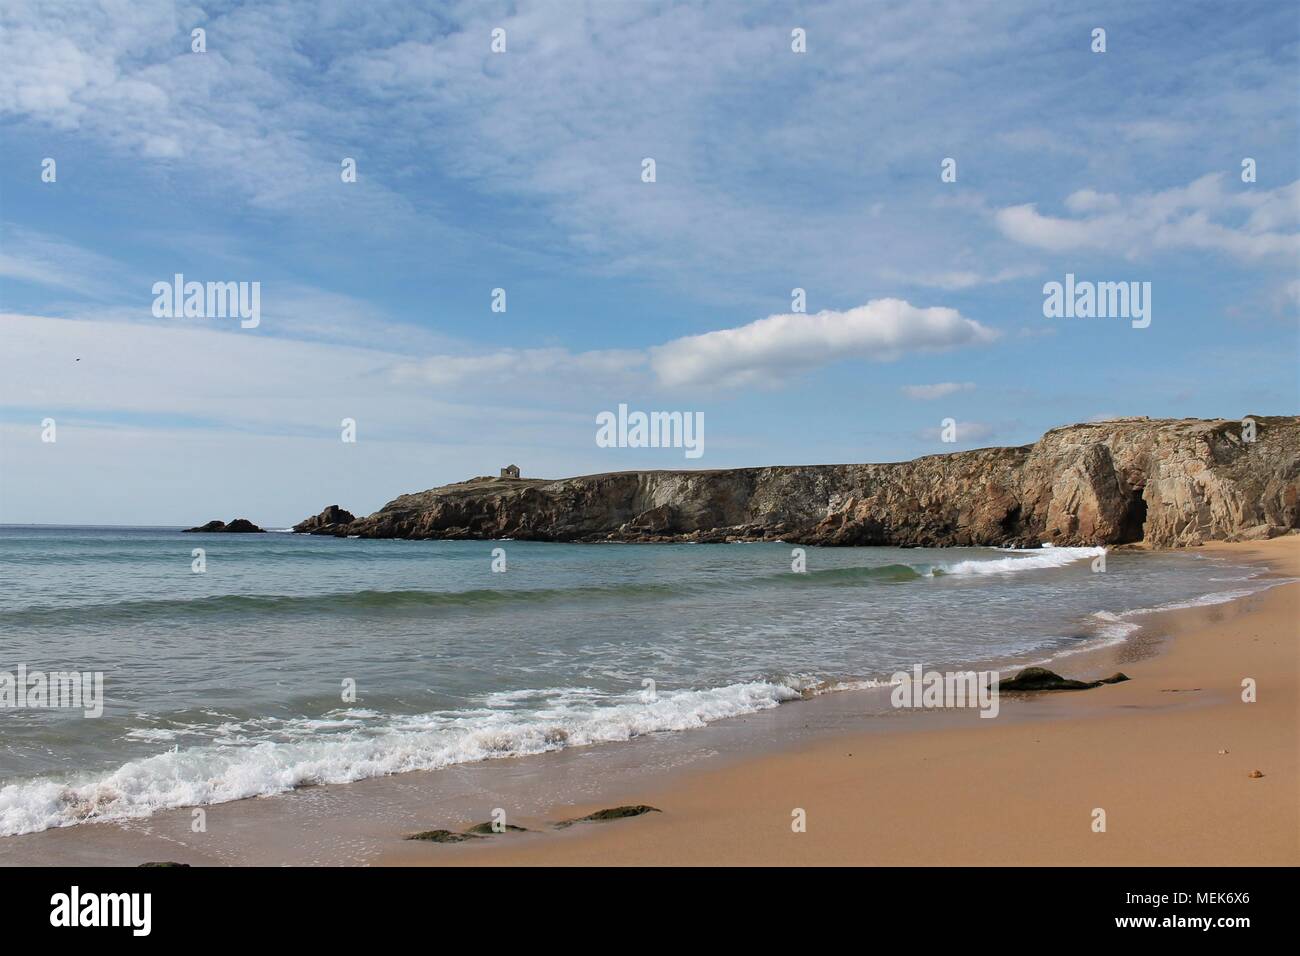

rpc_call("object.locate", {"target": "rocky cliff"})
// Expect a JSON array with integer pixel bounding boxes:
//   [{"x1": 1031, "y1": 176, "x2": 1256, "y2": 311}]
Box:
[{"x1": 297, "y1": 416, "x2": 1299, "y2": 548}]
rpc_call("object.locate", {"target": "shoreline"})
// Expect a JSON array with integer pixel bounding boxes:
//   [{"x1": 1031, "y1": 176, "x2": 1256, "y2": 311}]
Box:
[
  {"x1": 398, "y1": 536, "x2": 1296, "y2": 866},
  {"x1": 0, "y1": 537, "x2": 1295, "y2": 865}
]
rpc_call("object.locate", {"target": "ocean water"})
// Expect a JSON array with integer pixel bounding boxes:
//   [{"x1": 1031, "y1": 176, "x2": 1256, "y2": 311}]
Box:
[{"x1": 0, "y1": 525, "x2": 1274, "y2": 836}]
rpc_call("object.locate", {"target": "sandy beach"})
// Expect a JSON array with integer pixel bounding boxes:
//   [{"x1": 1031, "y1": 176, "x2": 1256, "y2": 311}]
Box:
[{"x1": 377, "y1": 536, "x2": 1300, "y2": 867}]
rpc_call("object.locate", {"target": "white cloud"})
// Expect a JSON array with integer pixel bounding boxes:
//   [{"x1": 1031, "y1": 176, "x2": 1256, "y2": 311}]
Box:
[
  {"x1": 0, "y1": 27, "x2": 116, "y2": 125},
  {"x1": 0, "y1": 2, "x2": 434, "y2": 235},
  {"x1": 388, "y1": 299, "x2": 998, "y2": 393},
  {"x1": 650, "y1": 299, "x2": 999, "y2": 388},
  {"x1": 995, "y1": 174, "x2": 1300, "y2": 261},
  {"x1": 0, "y1": 298, "x2": 998, "y2": 453},
  {"x1": 902, "y1": 382, "x2": 975, "y2": 400}
]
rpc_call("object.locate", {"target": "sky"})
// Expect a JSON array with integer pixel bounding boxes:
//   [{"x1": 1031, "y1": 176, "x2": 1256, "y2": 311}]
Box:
[{"x1": 0, "y1": 0, "x2": 1297, "y2": 526}]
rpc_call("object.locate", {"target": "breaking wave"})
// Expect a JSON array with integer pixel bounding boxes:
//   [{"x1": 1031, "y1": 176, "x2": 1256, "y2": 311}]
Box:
[{"x1": 0, "y1": 679, "x2": 808, "y2": 835}]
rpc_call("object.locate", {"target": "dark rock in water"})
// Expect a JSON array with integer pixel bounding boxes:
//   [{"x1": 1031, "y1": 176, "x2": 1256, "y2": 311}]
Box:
[
  {"x1": 183, "y1": 518, "x2": 265, "y2": 533},
  {"x1": 224, "y1": 518, "x2": 264, "y2": 533},
  {"x1": 184, "y1": 520, "x2": 227, "y2": 532},
  {"x1": 293, "y1": 504, "x2": 357, "y2": 535},
  {"x1": 555, "y1": 805, "x2": 661, "y2": 828},
  {"x1": 326, "y1": 417, "x2": 1299, "y2": 548},
  {"x1": 465, "y1": 822, "x2": 529, "y2": 835},
  {"x1": 998, "y1": 667, "x2": 1130, "y2": 692},
  {"x1": 405, "y1": 829, "x2": 480, "y2": 843},
  {"x1": 138, "y1": 861, "x2": 190, "y2": 867}
]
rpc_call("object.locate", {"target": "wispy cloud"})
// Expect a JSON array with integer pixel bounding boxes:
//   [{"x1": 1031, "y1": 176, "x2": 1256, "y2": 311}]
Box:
[
  {"x1": 902, "y1": 382, "x2": 976, "y2": 400},
  {"x1": 995, "y1": 174, "x2": 1300, "y2": 261},
  {"x1": 886, "y1": 267, "x2": 1039, "y2": 292},
  {"x1": 0, "y1": 226, "x2": 127, "y2": 298},
  {"x1": 391, "y1": 347, "x2": 647, "y2": 391}
]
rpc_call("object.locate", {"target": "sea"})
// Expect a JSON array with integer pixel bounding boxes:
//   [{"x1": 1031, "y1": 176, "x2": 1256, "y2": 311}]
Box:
[{"x1": 0, "y1": 524, "x2": 1277, "y2": 836}]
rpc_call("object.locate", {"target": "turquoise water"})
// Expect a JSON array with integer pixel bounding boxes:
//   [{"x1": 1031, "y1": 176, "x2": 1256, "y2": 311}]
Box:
[{"x1": 0, "y1": 525, "x2": 1267, "y2": 835}]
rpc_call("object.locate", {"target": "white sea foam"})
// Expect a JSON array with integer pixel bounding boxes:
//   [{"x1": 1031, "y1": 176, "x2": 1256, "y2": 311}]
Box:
[
  {"x1": 122, "y1": 728, "x2": 183, "y2": 743},
  {"x1": 1116, "y1": 579, "x2": 1295, "y2": 616},
  {"x1": 818, "y1": 677, "x2": 899, "y2": 693},
  {"x1": 1084, "y1": 610, "x2": 1143, "y2": 645},
  {"x1": 1066, "y1": 578, "x2": 1297, "y2": 656},
  {"x1": 0, "y1": 679, "x2": 803, "y2": 836},
  {"x1": 940, "y1": 545, "x2": 1106, "y2": 577},
  {"x1": 480, "y1": 686, "x2": 604, "y2": 707}
]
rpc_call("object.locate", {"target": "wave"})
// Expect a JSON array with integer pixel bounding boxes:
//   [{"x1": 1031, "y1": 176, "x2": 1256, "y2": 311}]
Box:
[
  {"x1": 0, "y1": 581, "x2": 698, "y2": 625},
  {"x1": 1, "y1": 547, "x2": 1112, "y2": 625},
  {"x1": 938, "y1": 545, "x2": 1106, "y2": 576},
  {"x1": 0, "y1": 566, "x2": 923, "y2": 625},
  {"x1": 785, "y1": 563, "x2": 927, "y2": 584},
  {"x1": 1101, "y1": 578, "x2": 1296, "y2": 617},
  {"x1": 1083, "y1": 610, "x2": 1143, "y2": 646},
  {"x1": 0, "y1": 679, "x2": 807, "y2": 836},
  {"x1": 1067, "y1": 577, "x2": 1297, "y2": 656}
]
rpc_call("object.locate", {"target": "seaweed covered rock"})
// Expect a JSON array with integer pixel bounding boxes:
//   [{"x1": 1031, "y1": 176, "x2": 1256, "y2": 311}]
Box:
[
  {"x1": 998, "y1": 667, "x2": 1130, "y2": 692},
  {"x1": 405, "y1": 829, "x2": 480, "y2": 843},
  {"x1": 555, "y1": 805, "x2": 661, "y2": 828},
  {"x1": 465, "y1": 822, "x2": 529, "y2": 835}
]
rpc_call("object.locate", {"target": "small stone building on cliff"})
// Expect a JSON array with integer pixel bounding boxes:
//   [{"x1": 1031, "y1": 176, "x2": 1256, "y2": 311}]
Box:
[{"x1": 500, "y1": 464, "x2": 521, "y2": 479}]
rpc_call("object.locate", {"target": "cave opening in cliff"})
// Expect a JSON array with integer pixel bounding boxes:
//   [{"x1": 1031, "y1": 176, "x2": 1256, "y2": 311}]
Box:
[{"x1": 1117, "y1": 488, "x2": 1148, "y2": 543}]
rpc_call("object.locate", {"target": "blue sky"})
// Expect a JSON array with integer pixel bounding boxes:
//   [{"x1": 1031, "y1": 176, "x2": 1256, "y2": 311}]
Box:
[{"x1": 1, "y1": 0, "x2": 1297, "y2": 525}]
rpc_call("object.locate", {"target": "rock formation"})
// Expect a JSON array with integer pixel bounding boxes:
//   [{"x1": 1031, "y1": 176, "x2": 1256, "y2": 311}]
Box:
[
  {"x1": 293, "y1": 416, "x2": 1299, "y2": 548},
  {"x1": 292, "y1": 505, "x2": 356, "y2": 535},
  {"x1": 997, "y1": 667, "x2": 1130, "y2": 691},
  {"x1": 183, "y1": 518, "x2": 265, "y2": 533}
]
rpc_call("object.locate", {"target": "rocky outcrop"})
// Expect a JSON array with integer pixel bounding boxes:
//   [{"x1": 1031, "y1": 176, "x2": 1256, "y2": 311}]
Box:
[
  {"x1": 183, "y1": 518, "x2": 265, "y2": 533},
  {"x1": 997, "y1": 667, "x2": 1130, "y2": 691},
  {"x1": 299, "y1": 416, "x2": 1299, "y2": 548},
  {"x1": 465, "y1": 822, "x2": 529, "y2": 835},
  {"x1": 292, "y1": 505, "x2": 356, "y2": 535},
  {"x1": 405, "y1": 829, "x2": 479, "y2": 843},
  {"x1": 554, "y1": 805, "x2": 661, "y2": 828}
]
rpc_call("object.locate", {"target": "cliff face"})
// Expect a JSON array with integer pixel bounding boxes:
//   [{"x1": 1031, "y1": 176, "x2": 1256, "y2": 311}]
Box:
[{"x1": 310, "y1": 416, "x2": 1299, "y2": 548}]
